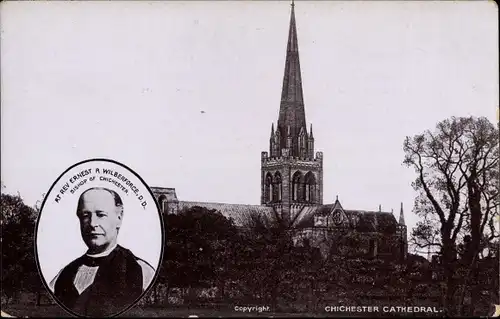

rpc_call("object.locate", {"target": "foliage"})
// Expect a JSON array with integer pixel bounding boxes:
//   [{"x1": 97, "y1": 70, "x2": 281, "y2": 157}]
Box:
[
  {"x1": 236, "y1": 217, "x2": 306, "y2": 309},
  {"x1": 1, "y1": 191, "x2": 41, "y2": 302},
  {"x1": 159, "y1": 206, "x2": 240, "y2": 291},
  {"x1": 403, "y1": 116, "x2": 499, "y2": 316}
]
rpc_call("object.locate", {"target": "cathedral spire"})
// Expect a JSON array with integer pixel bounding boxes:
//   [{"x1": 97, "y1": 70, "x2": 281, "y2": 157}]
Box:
[
  {"x1": 261, "y1": 0, "x2": 323, "y2": 211},
  {"x1": 280, "y1": 0, "x2": 304, "y2": 106},
  {"x1": 277, "y1": 0, "x2": 306, "y2": 151},
  {"x1": 399, "y1": 202, "x2": 406, "y2": 225}
]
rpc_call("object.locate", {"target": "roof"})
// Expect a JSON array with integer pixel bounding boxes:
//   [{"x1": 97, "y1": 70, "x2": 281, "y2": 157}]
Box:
[
  {"x1": 153, "y1": 185, "x2": 400, "y2": 232},
  {"x1": 151, "y1": 187, "x2": 178, "y2": 202},
  {"x1": 178, "y1": 201, "x2": 276, "y2": 227},
  {"x1": 291, "y1": 205, "x2": 399, "y2": 231}
]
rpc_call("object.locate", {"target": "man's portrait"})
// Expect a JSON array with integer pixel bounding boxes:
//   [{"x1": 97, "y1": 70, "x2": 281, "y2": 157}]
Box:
[
  {"x1": 36, "y1": 161, "x2": 163, "y2": 317},
  {"x1": 48, "y1": 187, "x2": 155, "y2": 316}
]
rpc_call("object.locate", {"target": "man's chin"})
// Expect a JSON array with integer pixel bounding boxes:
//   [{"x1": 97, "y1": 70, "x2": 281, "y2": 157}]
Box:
[{"x1": 85, "y1": 240, "x2": 108, "y2": 253}]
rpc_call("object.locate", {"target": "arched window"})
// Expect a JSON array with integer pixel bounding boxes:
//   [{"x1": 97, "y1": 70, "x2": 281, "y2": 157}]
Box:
[
  {"x1": 304, "y1": 172, "x2": 317, "y2": 203},
  {"x1": 274, "y1": 172, "x2": 282, "y2": 202},
  {"x1": 292, "y1": 171, "x2": 303, "y2": 202},
  {"x1": 265, "y1": 173, "x2": 273, "y2": 203}
]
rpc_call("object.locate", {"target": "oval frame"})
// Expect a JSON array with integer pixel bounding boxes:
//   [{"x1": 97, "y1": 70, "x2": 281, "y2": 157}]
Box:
[{"x1": 34, "y1": 158, "x2": 165, "y2": 318}]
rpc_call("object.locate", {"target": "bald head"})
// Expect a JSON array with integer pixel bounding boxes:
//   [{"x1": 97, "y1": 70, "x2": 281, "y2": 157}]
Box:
[
  {"x1": 77, "y1": 187, "x2": 123, "y2": 213},
  {"x1": 76, "y1": 187, "x2": 124, "y2": 254}
]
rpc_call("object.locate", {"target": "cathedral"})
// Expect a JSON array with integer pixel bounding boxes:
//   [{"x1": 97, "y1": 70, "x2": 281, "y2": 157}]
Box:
[{"x1": 153, "y1": 1, "x2": 407, "y2": 261}]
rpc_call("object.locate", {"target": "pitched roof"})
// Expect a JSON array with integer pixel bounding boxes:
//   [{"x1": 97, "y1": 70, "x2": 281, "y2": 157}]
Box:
[
  {"x1": 349, "y1": 210, "x2": 399, "y2": 232},
  {"x1": 178, "y1": 201, "x2": 276, "y2": 227},
  {"x1": 290, "y1": 205, "x2": 398, "y2": 231},
  {"x1": 314, "y1": 204, "x2": 335, "y2": 216},
  {"x1": 293, "y1": 205, "x2": 324, "y2": 228},
  {"x1": 151, "y1": 187, "x2": 178, "y2": 202},
  {"x1": 173, "y1": 199, "x2": 398, "y2": 232}
]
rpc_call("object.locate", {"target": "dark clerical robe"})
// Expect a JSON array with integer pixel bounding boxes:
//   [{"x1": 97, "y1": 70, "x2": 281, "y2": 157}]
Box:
[{"x1": 52, "y1": 245, "x2": 154, "y2": 317}]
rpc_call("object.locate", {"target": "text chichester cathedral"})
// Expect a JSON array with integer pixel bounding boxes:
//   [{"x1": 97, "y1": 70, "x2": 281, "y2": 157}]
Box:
[{"x1": 153, "y1": 2, "x2": 408, "y2": 262}]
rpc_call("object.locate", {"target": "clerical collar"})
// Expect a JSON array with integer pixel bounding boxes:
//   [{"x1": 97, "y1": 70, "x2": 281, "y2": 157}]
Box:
[{"x1": 86, "y1": 242, "x2": 118, "y2": 258}]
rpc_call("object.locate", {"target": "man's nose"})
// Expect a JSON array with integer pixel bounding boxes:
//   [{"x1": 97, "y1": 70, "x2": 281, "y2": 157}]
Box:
[{"x1": 89, "y1": 214, "x2": 99, "y2": 227}]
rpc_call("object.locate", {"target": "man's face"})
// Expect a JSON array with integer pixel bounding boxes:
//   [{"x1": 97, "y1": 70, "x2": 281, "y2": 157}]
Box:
[{"x1": 77, "y1": 189, "x2": 122, "y2": 254}]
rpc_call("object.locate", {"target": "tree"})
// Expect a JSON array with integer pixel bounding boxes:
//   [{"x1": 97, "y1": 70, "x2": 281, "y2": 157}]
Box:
[
  {"x1": 403, "y1": 116, "x2": 499, "y2": 315},
  {"x1": 298, "y1": 226, "x2": 413, "y2": 313},
  {"x1": 240, "y1": 213, "x2": 413, "y2": 313},
  {"x1": 235, "y1": 213, "x2": 292, "y2": 308},
  {"x1": 231, "y1": 212, "x2": 325, "y2": 311},
  {"x1": 158, "y1": 206, "x2": 239, "y2": 304},
  {"x1": 1, "y1": 191, "x2": 40, "y2": 304}
]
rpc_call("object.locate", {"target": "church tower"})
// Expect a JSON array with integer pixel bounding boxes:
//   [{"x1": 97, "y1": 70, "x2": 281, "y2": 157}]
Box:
[{"x1": 261, "y1": 1, "x2": 323, "y2": 226}]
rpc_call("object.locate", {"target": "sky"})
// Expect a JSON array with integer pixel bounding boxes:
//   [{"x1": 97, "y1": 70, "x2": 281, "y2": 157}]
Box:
[{"x1": 1, "y1": 0, "x2": 498, "y2": 244}]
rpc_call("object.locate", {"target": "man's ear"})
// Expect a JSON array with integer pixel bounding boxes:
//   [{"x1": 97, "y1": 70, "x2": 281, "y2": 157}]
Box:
[{"x1": 116, "y1": 206, "x2": 124, "y2": 228}]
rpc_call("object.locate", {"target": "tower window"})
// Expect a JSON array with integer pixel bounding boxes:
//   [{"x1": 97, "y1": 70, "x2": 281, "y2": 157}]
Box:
[
  {"x1": 265, "y1": 173, "x2": 273, "y2": 203},
  {"x1": 304, "y1": 171, "x2": 316, "y2": 203},
  {"x1": 274, "y1": 172, "x2": 282, "y2": 202},
  {"x1": 292, "y1": 171, "x2": 303, "y2": 202}
]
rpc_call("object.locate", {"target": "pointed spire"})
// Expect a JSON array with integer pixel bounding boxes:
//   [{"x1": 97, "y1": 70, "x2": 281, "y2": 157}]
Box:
[
  {"x1": 277, "y1": 0, "x2": 307, "y2": 155},
  {"x1": 379, "y1": 204, "x2": 382, "y2": 212},
  {"x1": 309, "y1": 123, "x2": 314, "y2": 138},
  {"x1": 280, "y1": 0, "x2": 303, "y2": 105},
  {"x1": 270, "y1": 123, "x2": 276, "y2": 157},
  {"x1": 399, "y1": 202, "x2": 406, "y2": 225}
]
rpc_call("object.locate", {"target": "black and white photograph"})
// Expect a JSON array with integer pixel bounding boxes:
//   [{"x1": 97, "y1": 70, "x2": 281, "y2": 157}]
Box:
[
  {"x1": 1, "y1": 0, "x2": 498, "y2": 317},
  {"x1": 34, "y1": 159, "x2": 163, "y2": 317}
]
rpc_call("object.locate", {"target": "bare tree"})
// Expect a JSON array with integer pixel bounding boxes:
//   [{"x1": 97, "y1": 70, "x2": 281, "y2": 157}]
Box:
[{"x1": 403, "y1": 116, "x2": 499, "y2": 315}]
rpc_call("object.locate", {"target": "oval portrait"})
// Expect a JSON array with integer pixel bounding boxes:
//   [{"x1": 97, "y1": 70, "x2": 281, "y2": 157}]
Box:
[{"x1": 35, "y1": 158, "x2": 164, "y2": 317}]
